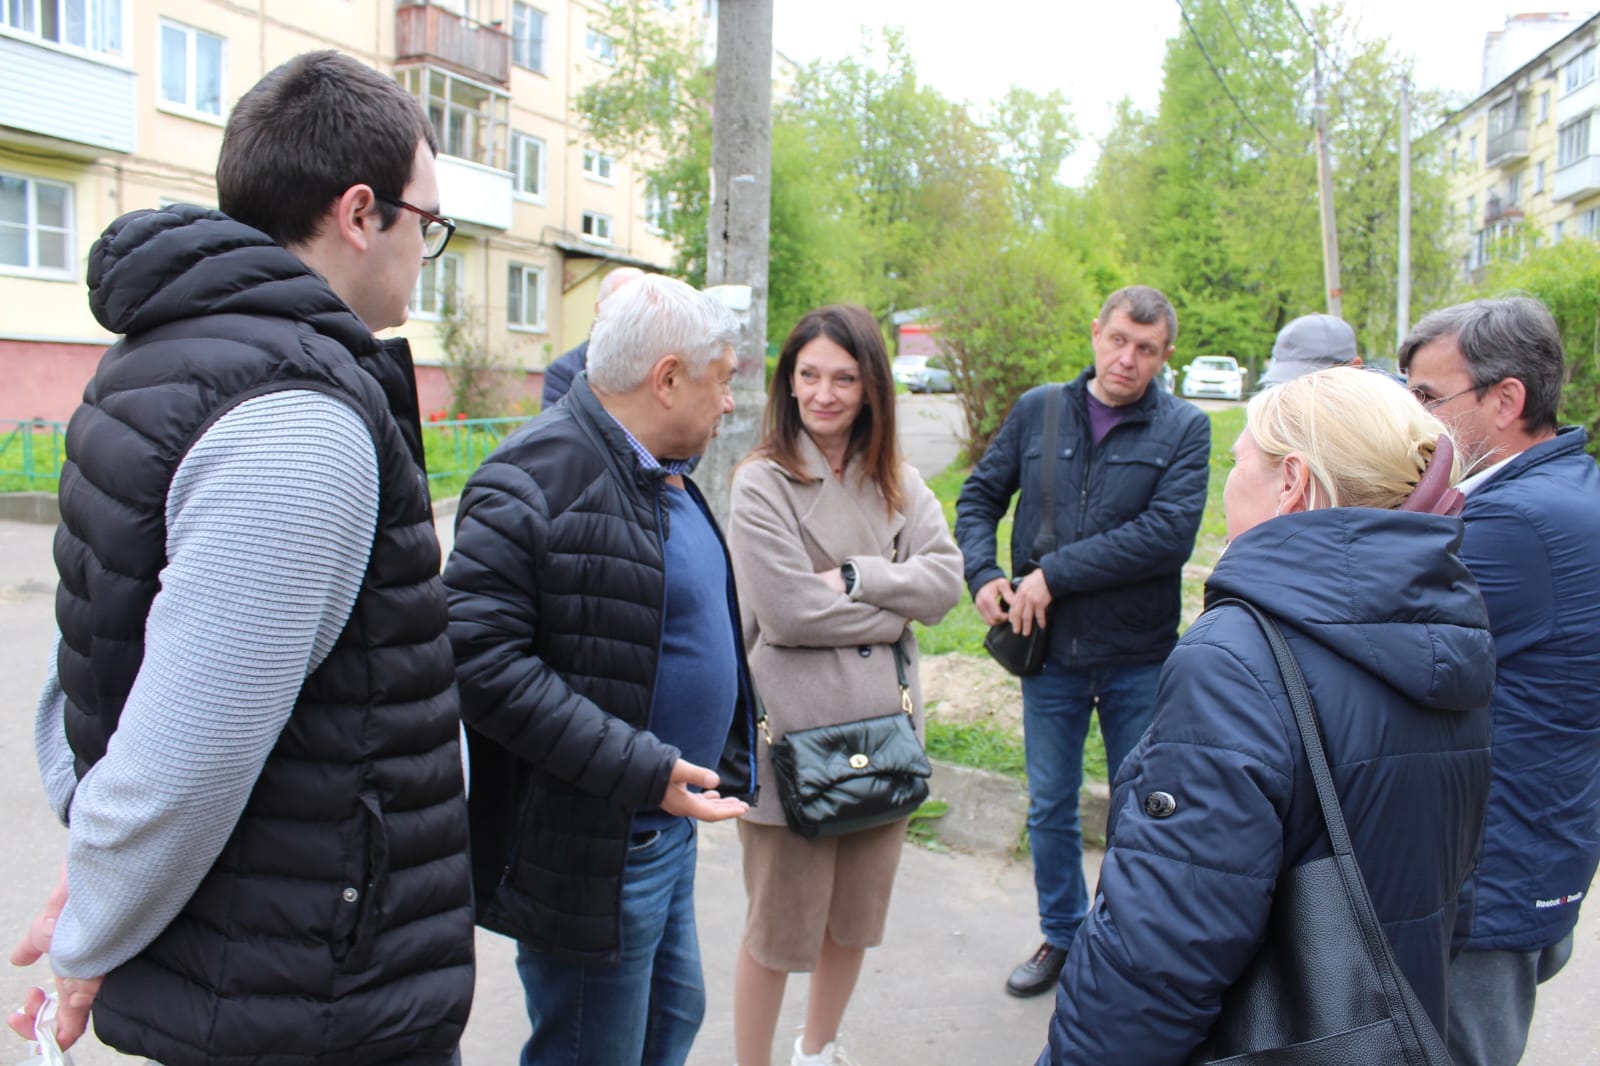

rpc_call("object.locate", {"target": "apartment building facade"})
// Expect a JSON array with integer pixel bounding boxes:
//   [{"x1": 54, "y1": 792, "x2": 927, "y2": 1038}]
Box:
[
  {"x1": 1, "y1": 0, "x2": 685, "y2": 420},
  {"x1": 1438, "y1": 12, "x2": 1600, "y2": 283}
]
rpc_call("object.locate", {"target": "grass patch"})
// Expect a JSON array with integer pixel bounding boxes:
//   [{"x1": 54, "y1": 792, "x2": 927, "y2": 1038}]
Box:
[
  {"x1": 0, "y1": 423, "x2": 67, "y2": 493},
  {"x1": 925, "y1": 718, "x2": 1027, "y2": 779}
]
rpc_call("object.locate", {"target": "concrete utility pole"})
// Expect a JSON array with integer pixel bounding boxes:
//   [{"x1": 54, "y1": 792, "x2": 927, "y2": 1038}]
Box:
[
  {"x1": 1313, "y1": 51, "x2": 1344, "y2": 318},
  {"x1": 1397, "y1": 75, "x2": 1413, "y2": 349},
  {"x1": 697, "y1": 0, "x2": 773, "y2": 524}
]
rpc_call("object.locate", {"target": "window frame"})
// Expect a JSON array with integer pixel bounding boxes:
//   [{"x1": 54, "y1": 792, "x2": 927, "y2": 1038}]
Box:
[
  {"x1": 0, "y1": 170, "x2": 75, "y2": 281},
  {"x1": 580, "y1": 210, "x2": 613, "y2": 245},
  {"x1": 507, "y1": 261, "x2": 548, "y2": 332},
  {"x1": 585, "y1": 27, "x2": 616, "y2": 64},
  {"x1": 511, "y1": 1, "x2": 545, "y2": 74},
  {"x1": 581, "y1": 149, "x2": 615, "y2": 184},
  {"x1": 0, "y1": 0, "x2": 124, "y2": 57},
  {"x1": 409, "y1": 250, "x2": 463, "y2": 321},
  {"x1": 158, "y1": 18, "x2": 225, "y2": 122},
  {"x1": 1558, "y1": 116, "x2": 1591, "y2": 169},
  {"x1": 511, "y1": 131, "x2": 547, "y2": 202},
  {"x1": 1566, "y1": 47, "x2": 1597, "y2": 96}
]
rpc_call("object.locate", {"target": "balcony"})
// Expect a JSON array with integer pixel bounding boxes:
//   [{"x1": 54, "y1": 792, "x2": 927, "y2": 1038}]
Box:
[
  {"x1": 1486, "y1": 126, "x2": 1530, "y2": 166},
  {"x1": 1555, "y1": 155, "x2": 1600, "y2": 201},
  {"x1": 396, "y1": 1, "x2": 510, "y2": 87},
  {"x1": 437, "y1": 154, "x2": 512, "y2": 231},
  {"x1": 0, "y1": 34, "x2": 134, "y2": 155}
]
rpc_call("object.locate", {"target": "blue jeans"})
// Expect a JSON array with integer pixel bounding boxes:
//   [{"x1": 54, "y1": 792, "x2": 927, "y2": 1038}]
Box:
[
  {"x1": 1021, "y1": 661, "x2": 1161, "y2": 949},
  {"x1": 515, "y1": 819, "x2": 705, "y2": 1066}
]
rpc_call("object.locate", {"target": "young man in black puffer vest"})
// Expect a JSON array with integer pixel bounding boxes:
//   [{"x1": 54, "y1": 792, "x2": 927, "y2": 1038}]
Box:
[{"x1": 9, "y1": 52, "x2": 474, "y2": 1066}]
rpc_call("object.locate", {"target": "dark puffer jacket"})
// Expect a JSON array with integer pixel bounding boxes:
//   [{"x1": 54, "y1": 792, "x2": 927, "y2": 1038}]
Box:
[
  {"x1": 1040, "y1": 508, "x2": 1494, "y2": 1066},
  {"x1": 443, "y1": 375, "x2": 758, "y2": 962},
  {"x1": 55, "y1": 205, "x2": 473, "y2": 1066},
  {"x1": 955, "y1": 369, "x2": 1211, "y2": 668}
]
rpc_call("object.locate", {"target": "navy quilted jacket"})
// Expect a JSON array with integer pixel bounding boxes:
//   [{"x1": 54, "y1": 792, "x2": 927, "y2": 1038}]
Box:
[{"x1": 1039, "y1": 508, "x2": 1494, "y2": 1065}]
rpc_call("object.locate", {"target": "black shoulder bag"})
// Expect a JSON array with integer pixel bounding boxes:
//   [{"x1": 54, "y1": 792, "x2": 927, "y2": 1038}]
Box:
[
  {"x1": 766, "y1": 638, "x2": 931, "y2": 839},
  {"x1": 982, "y1": 384, "x2": 1062, "y2": 677},
  {"x1": 1190, "y1": 598, "x2": 1452, "y2": 1065}
]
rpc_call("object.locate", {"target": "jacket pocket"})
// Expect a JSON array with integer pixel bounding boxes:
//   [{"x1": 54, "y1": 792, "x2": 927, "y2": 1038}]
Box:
[{"x1": 331, "y1": 790, "x2": 389, "y2": 970}]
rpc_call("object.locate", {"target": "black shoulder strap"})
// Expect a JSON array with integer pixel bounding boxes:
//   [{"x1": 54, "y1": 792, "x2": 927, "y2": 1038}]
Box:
[{"x1": 1032, "y1": 385, "x2": 1063, "y2": 561}]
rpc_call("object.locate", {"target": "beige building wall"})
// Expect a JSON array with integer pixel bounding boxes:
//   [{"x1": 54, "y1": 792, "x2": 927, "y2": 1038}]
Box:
[
  {"x1": 1, "y1": 0, "x2": 682, "y2": 420},
  {"x1": 1439, "y1": 14, "x2": 1600, "y2": 284}
]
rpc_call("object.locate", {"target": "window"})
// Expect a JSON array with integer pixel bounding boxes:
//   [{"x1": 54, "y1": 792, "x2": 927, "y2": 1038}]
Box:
[
  {"x1": 512, "y1": 2, "x2": 545, "y2": 73},
  {"x1": 511, "y1": 132, "x2": 546, "y2": 201},
  {"x1": 1469, "y1": 135, "x2": 1478, "y2": 162},
  {"x1": 1566, "y1": 47, "x2": 1596, "y2": 94},
  {"x1": 582, "y1": 149, "x2": 614, "y2": 183},
  {"x1": 1559, "y1": 116, "x2": 1591, "y2": 168},
  {"x1": 1556, "y1": 219, "x2": 1567, "y2": 241},
  {"x1": 1449, "y1": 146, "x2": 1458, "y2": 169},
  {"x1": 1508, "y1": 172, "x2": 1522, "y2": 205},
  {"x1": 159, "y1": 20, "x2": 224, "y2": 118},
  {"x1": 0, "y1": 171, "x2": 73, "y2": 278},
  {"x1": 1536, "y1": 160, "x2": 1546, "y2": 193},
  {"x1": 410, "y1": 252, "x2": 462, "y2": 320},
  {"x1": 585, "y1": 28, "x2": 616, "y2": 64},
  {"x1": 1466, "y1": 195, "x2": 1476, "y2": 232},
  {"x1": 1580, "y1": 207, "x2": 1600, "y2": 238},
  {"x1": 1540, "y1": 90, "x2": 1551, "y2": 123},
  {"x1": 644, "y1": 182, "x2": 672, "y2": 233},
  {"x1": 508, "y1": 262, "x2": 546, "y2": 330},
  {"x1": 581, "y1": 210, "x2": 613, "y2": 244},
  {"x1": 1, "y1": 0, "x2": 122, "y2": 56},
  {"x1": 400, "y1": 67, "x2": 510, "y2": 170}
]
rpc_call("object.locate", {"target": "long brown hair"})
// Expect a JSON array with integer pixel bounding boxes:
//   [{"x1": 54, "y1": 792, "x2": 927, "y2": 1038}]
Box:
[{"x1": 752, "y1": 305, "x2": 903, "y2": 515}]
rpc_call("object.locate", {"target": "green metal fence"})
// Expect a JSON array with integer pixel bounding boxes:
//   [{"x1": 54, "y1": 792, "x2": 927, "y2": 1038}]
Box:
[
  {"x1": 1, "y1": 416, "x2": 529, "y2": 497},
  {"x1": 0, "y1": 420, "x2": 67, "y2": 491}
]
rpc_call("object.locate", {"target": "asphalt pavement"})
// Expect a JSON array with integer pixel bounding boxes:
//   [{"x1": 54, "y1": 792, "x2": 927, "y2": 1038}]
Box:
[{"x1": 4, "y1": 393, "x2": 1598, "y2": 1064}]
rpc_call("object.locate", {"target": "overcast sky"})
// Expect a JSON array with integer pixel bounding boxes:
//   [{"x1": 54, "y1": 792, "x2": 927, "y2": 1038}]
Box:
[{"x1": 772, "y1": 1, "x2": 1575, "y2": 180}]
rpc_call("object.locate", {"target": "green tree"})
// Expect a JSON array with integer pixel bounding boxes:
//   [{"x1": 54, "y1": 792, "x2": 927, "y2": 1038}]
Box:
[{"x1": 1480, "y1": 241, "x2": 1600, "y2": 456}]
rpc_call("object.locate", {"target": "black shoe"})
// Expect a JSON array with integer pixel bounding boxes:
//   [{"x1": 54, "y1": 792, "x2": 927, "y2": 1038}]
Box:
[{"x1": 1005, "y1": 941, "x2": 1067, "y2": 997}]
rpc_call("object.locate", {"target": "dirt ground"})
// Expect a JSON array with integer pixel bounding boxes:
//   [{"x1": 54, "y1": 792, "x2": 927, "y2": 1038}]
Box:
[{"x1": 920, "y1": 652, "x2": 1024, "y2": 730}]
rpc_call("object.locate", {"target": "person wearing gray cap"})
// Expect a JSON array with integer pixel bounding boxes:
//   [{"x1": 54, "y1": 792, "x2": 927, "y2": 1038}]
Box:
[{"x1": 1259, "y1": 313, "x2": 1361, "y2": 387}]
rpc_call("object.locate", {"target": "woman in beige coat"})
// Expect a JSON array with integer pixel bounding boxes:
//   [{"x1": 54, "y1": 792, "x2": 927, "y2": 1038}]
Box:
[{"x1": 727, "y1": 305, "x2": 964, "y2": 1066}]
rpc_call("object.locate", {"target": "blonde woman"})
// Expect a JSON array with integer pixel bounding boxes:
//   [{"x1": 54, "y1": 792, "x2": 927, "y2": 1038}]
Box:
[
  {"x1": 1039, "y1": 367, "x2": 1495, "y2": 1065},
  {"x1": 727, "y1": 305, "x2": 963, "y2": 1066}
]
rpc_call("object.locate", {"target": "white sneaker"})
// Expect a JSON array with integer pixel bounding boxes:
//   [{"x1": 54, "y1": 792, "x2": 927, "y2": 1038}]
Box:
[{"x1": 791, "y1": 1033, "x2": 855, "y2": 1066}]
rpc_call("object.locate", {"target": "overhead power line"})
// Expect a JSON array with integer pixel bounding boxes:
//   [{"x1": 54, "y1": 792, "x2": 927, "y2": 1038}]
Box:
[{"x1": 1173, "y1": 0, "x2": 1290, "y2": 153}]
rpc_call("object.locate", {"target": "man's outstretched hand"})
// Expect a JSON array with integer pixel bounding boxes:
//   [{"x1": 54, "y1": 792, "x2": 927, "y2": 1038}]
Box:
[{"x1": 659, "y1": 759, "x2": 749, "y2": 822}]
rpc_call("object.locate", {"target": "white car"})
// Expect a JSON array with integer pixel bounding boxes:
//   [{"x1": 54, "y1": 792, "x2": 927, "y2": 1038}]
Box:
[
  {"x1": 1181, "y1": 356, "x2": 1244, "y2": 401},
  {"x1": 892, "y1": 354, "x2": 955, "y2": 394}
]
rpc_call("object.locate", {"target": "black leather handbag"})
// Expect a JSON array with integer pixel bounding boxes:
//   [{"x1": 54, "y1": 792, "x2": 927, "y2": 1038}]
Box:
[
  {"x1": 983, "y1": 384, "x2": 1062, "y2": 678},
  {"x1": 766, "y1": 640, "x2": 931, "y2": 839},
  {"x1": 1189, "y1": 599, "x2": 1453, "y2": 1066}
]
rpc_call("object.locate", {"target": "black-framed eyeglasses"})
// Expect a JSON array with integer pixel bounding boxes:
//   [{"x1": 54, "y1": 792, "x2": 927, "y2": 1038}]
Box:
[
  {"x1": 376, "y1": 194, "x2": 456, "y2": 259},
  {"x1": 1408, "y1": 382, "x2": 1492, "y2": 410}
]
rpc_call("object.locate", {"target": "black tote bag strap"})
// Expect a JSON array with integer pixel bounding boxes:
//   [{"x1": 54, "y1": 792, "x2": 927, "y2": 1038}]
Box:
[{"x1": 1209, "y1": 597, "x2": 1452, "y2": 1065}]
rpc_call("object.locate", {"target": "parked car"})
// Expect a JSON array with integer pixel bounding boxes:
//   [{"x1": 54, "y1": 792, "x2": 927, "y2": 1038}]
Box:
[
  {"x1": 1158, "y1": 363, "x2": 1177, "y2": 393},
  {"x1": 1181, "y1": 355, "x2": 1244, "y2": 401},
  {"x1": 893, "y1": 354, "x2": 956, "y2": 394}
]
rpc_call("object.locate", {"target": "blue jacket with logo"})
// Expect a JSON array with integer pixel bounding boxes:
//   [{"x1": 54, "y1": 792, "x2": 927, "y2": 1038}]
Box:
[
  {"x1": 955, "y1": 369, "x2": 1211, "y2": 668},
  {"x1": 1039, "y1": 508, "x2": 1494, "y2": 1065},
  {"x1": 1457, "y1": 427, "x2": 1600, "y2": 952}
]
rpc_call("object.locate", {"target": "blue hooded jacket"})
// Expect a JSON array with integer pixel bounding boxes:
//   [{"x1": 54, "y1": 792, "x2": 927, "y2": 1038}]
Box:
[
  {"x1": 1040, "y1": 507, "x2": 1494, "y2": 1065},
  {"x1": 1456, "y1": 427, "x2": 1600, "y2": 952}
]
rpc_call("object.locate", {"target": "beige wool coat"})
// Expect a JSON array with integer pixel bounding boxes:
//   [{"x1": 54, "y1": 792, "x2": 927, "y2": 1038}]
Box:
[{"x1": 727, "y1": 434, "x2": 965, "y2": 826}]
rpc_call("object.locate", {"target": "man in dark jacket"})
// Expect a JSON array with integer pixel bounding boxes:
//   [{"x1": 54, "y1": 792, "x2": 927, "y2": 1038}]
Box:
[
  {"x1": 539, "y1": 265, "x2": 645, "y2": 408},
  {"x1": 444, "y1": 274, "x2": 757, "y2": 1066},
  {"x1": 1401, "y1": 296, "x2": 1600, "y2": 1066},
  {"x1": 8, "y1": 53, "x2": 473, "y2": 1065},
  {"x1": 955, "y1": 285, "x2": 1211, "y2": 997}
]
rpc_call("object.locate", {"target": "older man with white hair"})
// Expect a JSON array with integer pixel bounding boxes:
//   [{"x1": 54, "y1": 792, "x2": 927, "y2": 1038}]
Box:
[{"x1": 444, "y1": 274, "x2": 759, "y2": 1066}]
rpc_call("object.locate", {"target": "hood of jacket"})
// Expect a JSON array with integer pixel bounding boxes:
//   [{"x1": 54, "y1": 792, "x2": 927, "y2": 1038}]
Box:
[
  {"x1": 87, "y1": 204, "x2": 376, "y2": 357},
  {"x1": 1205, "y1": 507, "x2": 1492, "y2": 713}
]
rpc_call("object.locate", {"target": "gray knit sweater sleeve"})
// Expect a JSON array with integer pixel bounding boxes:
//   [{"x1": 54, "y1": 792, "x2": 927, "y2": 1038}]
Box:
[{"x1": 40, "y1": 389, "x2": 381, "y2": 979}]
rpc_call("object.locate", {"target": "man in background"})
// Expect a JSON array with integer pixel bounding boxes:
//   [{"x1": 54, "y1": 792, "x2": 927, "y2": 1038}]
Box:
[
  {"x1": 540, "y1": 265, "x2": 646, "y2": 407},
  {"x1": 955, "y1": 285, "x2": 1210, "y2": 998}
]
